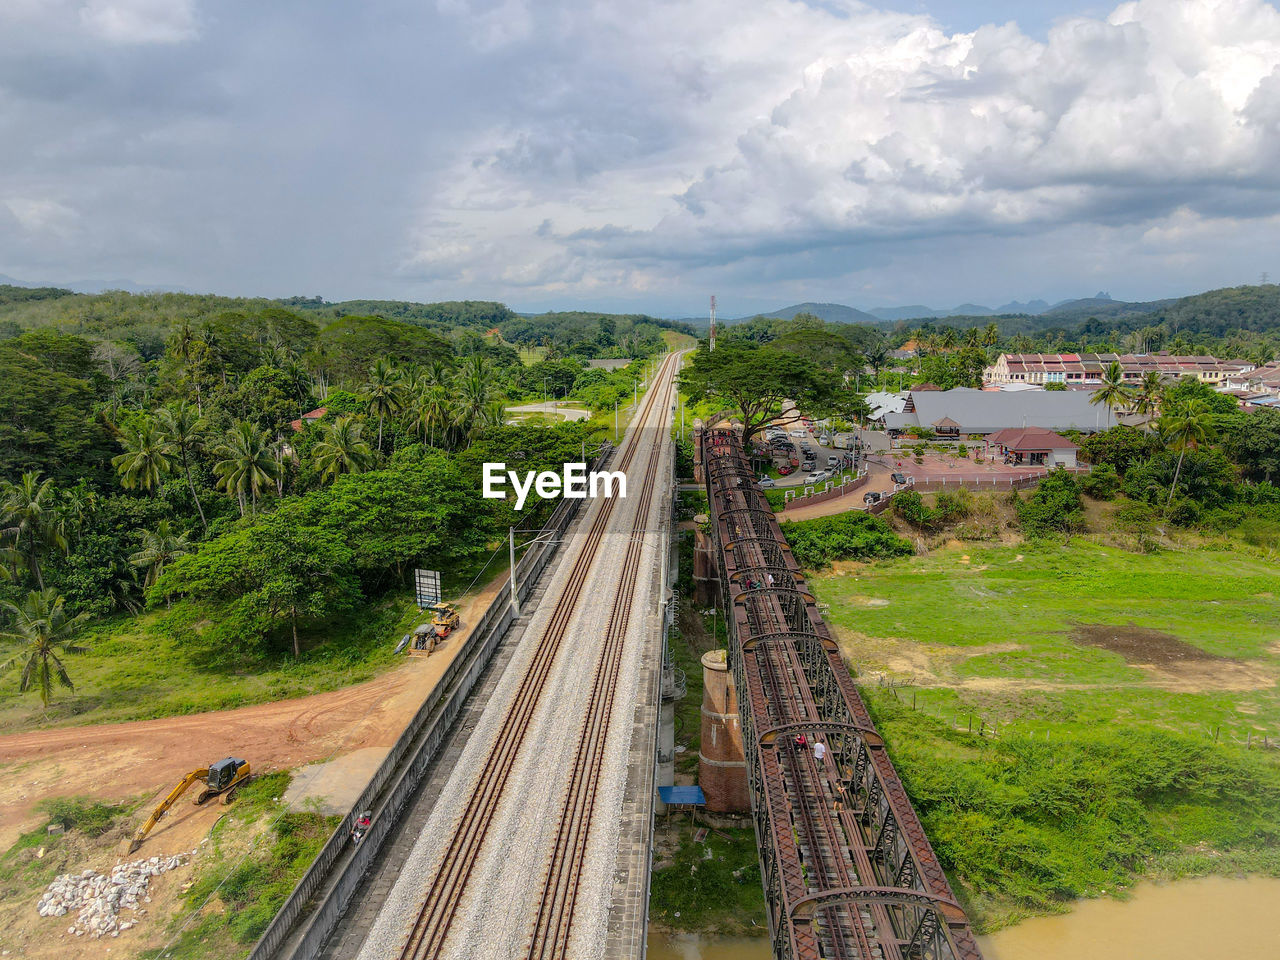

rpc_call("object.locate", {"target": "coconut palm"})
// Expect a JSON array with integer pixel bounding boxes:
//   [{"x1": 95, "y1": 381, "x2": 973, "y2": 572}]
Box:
[
  {"x1": 1131, "y1": 371, "x2": 1164, "y2": 421},
  {"x1": 129, "y1": 520, "x2": 193, "y2": 590},
  {"x1": 112, "y1": 417, "x2": 173, "y2": 494},
  {"x1": 313, "y1": 416, "x2": 375, "y2": 482},
  {"x1": 410, "y1": 384, "x2": 452, "y2": 447},
  {"x1": 0, "y1": 590, "x2": 89, "y2": 708},
  {"x1": 1089, "y1": 361, "x2": 1133, "y2": 422},
  {"x1": 213, "y1": 421, "x2": 282, "y2": 516},
  {"x1": 156, "y1": 402, "x2": 208, "y2": 532},
  {"x1": 452, "y1": 357, "x2": 503, "y2": 446},
  {"x1": 1160, "y1": 398, "x2": 1214, "y2": 506},
  {"x1": 963, "y1": 328, "x2": 980, "y2": 349},
  {"x1": 982, "y1": 322, "x2": 999, "y2": 348},
  {"x1": 940, "y1": 329, "x2": 957, "y2": 351},
  {"x1": 0, "y1": 473, "x2": 67, "y2": 590},
  {"x1": 365, "y1": 358, "x2": 403, "y2": 454}
]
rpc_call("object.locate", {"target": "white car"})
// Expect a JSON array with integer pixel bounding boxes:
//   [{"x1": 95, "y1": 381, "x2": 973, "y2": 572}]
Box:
[
  {"x1": 790, "y1": 429, "x2": 807, "y2": 437},
  {"x1": 804, "y1": 471, "x2": 827, "y2": 484},
  {"x1": 757, "y1": 478, "x2": 776, "y2": 488}
]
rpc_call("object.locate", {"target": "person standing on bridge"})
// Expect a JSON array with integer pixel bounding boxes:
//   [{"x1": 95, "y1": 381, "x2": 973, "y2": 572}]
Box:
[{"x1": 813, "y1": 739, "x2": 827, "y2": 764}]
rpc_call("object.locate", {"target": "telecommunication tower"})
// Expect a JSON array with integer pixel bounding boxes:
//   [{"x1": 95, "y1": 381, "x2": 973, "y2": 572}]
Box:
[{"x1": 709, "y1": 295, "x2": 717, "y2": 352}]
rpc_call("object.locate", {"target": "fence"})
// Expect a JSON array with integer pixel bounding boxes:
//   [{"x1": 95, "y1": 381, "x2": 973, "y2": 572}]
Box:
[
  {"x1": 246, "y1": 444, "x2": 612, "y2": 960},
  {"x1": 782, "y1": 471, "x2": 869, "y2": 510}
]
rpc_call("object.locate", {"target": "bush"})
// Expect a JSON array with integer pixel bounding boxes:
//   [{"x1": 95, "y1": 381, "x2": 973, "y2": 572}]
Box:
[
  {"x1": 1016, "y1": 471, "x2": 1084, "y2": 538},
  {"x1": 893, "y1": 490, "x2": 936, "y2": 528},
  {"x1": 1080, "y1": 463, "x2": 1122, "y2": 500},
  {"x1": 782, "y1": 513, "x2": 913, "y2": 569},
  {"x1": 39, "y1": 797, "x2": 126, "y2": 837}
]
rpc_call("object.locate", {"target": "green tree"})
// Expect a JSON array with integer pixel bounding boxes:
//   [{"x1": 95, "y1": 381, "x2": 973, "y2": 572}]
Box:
[
  {"x1": 250, "y1": 519, "x2": 356, "y2": 657},
  {"x1": 0, "y1": 472, "x2": 67, "y2": 590},
  {"x1": 982, "y1": 323, "x2": 1000, "y2": 348},
  {"x1": 129, "y1": 520, "x2": 193, "y2": 590},
  {"x1": 1090, "y1": 361, "x2": 1133, "y2": 419},
  {"x1": 677, "y1": 341, "x2": 842, "y2": 443},
  {"x1": 111, "y1": 417, "x2": 173, "y2": 494},
  {"x1": 1130, "y1": 371, "x2": 1164, "y2": 421},
  {"x1": 365, "y1": 358, "x2": 403, "y2": 453},
  {"x1": 213, "y1": 421, "x2": 282, "y2": 516},
  {"x1": 156, "y1": 401, "x2": 208, "y2": 532},
  {"x1": 452, "y1": 356, "x2": 503, "y2": 446},
  {"x1": 1158, "y1": 398, "x2": 1215, "y2": 506},
  {"x1": 312, "y1": 416, "x2": 375, "y2": 482},
  {"x1": 0, "y1": 590, "x2": 89, "y2": 707}
]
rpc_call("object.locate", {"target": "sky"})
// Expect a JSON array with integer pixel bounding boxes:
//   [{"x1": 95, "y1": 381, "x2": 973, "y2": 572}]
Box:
[{"x1": 2, "y1": 0, "x2": 1279, "y2": 318}]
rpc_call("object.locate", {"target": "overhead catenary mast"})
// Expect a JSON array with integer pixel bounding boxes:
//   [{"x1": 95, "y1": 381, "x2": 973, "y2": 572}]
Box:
[{"x1": 709, "y1": 294, "x2": 717, "y2": 352}]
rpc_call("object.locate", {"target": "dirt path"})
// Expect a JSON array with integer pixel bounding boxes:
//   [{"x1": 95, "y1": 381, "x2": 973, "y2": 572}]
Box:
[{"x1": 0, "y1": 578, "x2": 505, "y2": 850}]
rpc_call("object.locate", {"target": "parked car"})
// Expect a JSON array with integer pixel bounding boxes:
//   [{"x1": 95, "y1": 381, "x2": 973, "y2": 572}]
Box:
[
  {"x1": 804, "y1": 471, "x2": 827, "y2": 484},
  {"x1": 758, "y1": 478, "x2": 776, "y2": 488},
  {"x1": 826, "y1": 456, "x2": 839, "y2": 468},
  {"x1": 891, "y1": 472, "x2": 908, "y2": 485},
  {"x1": 864, "y1": 491, "x2": 883, "y2": 504},
  {"x1": 818, "y1": 436, "x2": 829, "y2": 446},
  {"x1": 778, "y1": 465, "x2": 794, "y2": 476},
  {"x1": 802, "y1": 460, "x2": 816, "y2": 471}
]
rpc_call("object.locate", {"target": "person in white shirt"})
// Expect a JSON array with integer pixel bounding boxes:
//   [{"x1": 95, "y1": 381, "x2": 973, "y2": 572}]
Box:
[{"x1": 813, "y1": 740, "x2": 827, "y2": 763}]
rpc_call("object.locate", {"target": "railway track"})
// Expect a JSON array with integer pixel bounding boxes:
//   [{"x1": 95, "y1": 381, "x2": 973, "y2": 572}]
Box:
[
  {"x1": 703, "y1": 428, "x2": 984, "y2": 960},
  {"x1": 396, "y1": 352, "x2": 679, "y2": 960}
]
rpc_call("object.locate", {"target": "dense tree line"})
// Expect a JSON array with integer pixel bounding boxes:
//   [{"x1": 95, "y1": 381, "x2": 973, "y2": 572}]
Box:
[{"x1": 0, "y1": 296, "x2": 658, "y2": 705}]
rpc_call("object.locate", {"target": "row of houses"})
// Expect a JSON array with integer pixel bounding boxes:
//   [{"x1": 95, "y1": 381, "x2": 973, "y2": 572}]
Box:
[{"x1": 984, "y1": 353, "x2": 1255, "y2": 387}]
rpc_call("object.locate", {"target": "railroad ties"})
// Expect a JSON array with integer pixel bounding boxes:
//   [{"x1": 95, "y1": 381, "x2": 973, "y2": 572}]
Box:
[{"x1": 701, "y1": 427, "x2": 984, "y2": 960}]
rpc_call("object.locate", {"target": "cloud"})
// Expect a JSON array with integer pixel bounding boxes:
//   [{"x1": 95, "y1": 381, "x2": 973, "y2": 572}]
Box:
[
  {"x1": 405, "y1": 0, "x2": 1280, "y2": 301},
  {"x1": 80, "y1": 0, "x2": 200, "y2": 44}
]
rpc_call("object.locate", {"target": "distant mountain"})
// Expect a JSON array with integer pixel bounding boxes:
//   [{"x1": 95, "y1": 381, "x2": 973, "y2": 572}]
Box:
[
  {"x1": 0, "y1": 272, "x2": 186, "y2": 295},
  {"x1": 996, "y1": 299, "x2": 1050, "y2": 315},
  {"x1": 746, "y1": 301, "x2": 881, "y2": 324},
  {"x1": 868, "y1": 305, "x2": 944, "y2": 321}
]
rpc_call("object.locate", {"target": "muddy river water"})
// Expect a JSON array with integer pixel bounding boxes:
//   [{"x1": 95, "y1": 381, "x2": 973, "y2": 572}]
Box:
[{"x1": 647, "y1": 875, "x2": 1280, "y2": 960}]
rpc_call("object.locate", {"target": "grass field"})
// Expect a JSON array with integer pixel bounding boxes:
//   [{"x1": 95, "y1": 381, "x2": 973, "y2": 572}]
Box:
[
  {"x1": 0, "y1": 551, "x2": 511, "y2": 732},
  {"x1": 810, "y1": 538, "x2": 1280, "y2": 930},
  {"x1": 816, "y1": 540, "x2": 1280, "y2": 738},
  {"x1": 516, "y1": 344, "x2": 547, "y2": 365}
]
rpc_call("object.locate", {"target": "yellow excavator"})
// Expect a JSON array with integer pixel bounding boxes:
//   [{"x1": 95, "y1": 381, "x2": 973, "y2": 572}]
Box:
[{"x1": 120, "y1": 758, "x2": 251, "y2": 855}]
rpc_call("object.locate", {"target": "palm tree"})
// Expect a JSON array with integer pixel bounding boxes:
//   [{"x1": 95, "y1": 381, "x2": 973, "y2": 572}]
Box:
[
  {"x1": 213, "y1": 421, "x2": 282, "y2": 516},
  {"x1": 940, "y1": 329, "x2": 957, "y2": 351},
  {"x1": 1131, "y1": 371, "x2": 1164, "y2": 421},
  {"x1": 1160, "y1": 398, "x2": 1214, "y2": 506},
  {"x1": 452, "y1": 357, "x2": 502, "y2": 446},
  {"x1": 365, "y1": 358, "x2": 403, "y2": 454},
  {"x1": 0, "y1": 473, "x2": 66, "y2": 590},
  {"x1": 313, "y1": 416, "x2": 375, "y2": 482},
  {"x1": 112, "y1": 417, "x2": 173, "y2": 494},
  {"x1": 156, "y1": 402, "x2": 208, "y2": 532},
  {"x1": 129, "y1": 520, "x2": 193, "y2": 591},
  {"x1": 982, "y1": 322, "x2": 1000, "y2": 348},
  {"x1": 1089, "y1": 361, "x2": 1133, "y2": 422},
  {"x1": 0, "y1": 590, "x2": 89, "y2": 708},
  {"x1": 963, "y1": 328, "x2": 980, "y2": 349},
  {"x1": 411, "y1": 384, "x2": 452, "y2": 447}
]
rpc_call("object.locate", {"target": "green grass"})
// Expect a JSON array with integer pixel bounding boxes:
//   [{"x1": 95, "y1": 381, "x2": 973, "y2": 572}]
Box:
[
  {"x1": 809, "y1": 539, "x2": 1280, "y2": 930},
  {"x1": 517, "y1": 344, "x2": 548, "y2": 365},
  {"x1": 146, "y1": 772, "x2": 340, "y2": 959},
  {"x1": 649, "y1": 825, "x2": 767, "y2": 937},
  {"x1": 0, "y1": 555, "x2": 509, "y2": 732}
]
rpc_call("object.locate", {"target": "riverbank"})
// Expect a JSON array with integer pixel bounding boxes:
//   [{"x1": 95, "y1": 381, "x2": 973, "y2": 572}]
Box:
[{"x1": 812, "y1": 538, "x2": 1280, "y2": 931}]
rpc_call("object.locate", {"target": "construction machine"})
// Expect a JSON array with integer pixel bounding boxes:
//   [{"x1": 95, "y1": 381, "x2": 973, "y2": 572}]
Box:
[
  {"x1": 119, "y1": 758, "x2": 251, "y2": 855},
  {"x1": 410, "y1": 602, "x2": 460, "y2": 656}
]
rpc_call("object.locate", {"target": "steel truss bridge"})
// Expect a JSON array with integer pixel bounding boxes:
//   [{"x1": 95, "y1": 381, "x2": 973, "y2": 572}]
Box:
[{"x1": 701, "y1": 428, "x2": 984, "y2": 960}]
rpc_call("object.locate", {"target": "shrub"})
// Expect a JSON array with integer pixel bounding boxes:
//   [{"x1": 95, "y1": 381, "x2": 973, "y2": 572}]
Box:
[
  {"x1": 782, "y1": 513, "x2": 913, "y2": 569},
  {"x1": 893, "y1": 490, "x2": 937, "y2": 528},
  {"x1": 1080, "y1": 463, "x2": 1122, "y2": 500},
  {"x1": 1016, "y1": 471, "x2": 1084, "y2": 538},
  {"x1": 39, "y1": 797, "x2": 126, "y2": 837}
]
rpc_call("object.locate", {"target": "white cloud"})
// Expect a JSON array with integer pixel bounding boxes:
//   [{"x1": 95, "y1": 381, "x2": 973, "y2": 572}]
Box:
[
  {"x1": 404, "y1": 0, "x2": 1280, "y2": 298},
  {"x1": 80, "y1": 0, "x2": 199, "y2": 44}
]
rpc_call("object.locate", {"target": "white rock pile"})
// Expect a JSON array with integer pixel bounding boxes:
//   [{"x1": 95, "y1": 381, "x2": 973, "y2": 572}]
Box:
[{"x1": 36, "y1": 852, "x2": 192, "y2": 938}]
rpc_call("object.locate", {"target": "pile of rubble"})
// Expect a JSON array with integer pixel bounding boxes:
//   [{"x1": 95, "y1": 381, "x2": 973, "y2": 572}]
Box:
[{"x1": 36, "y1": 852, "x2": 192, "y2": 938}]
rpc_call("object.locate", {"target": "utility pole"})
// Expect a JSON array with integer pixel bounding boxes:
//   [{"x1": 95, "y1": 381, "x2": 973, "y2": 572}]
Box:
[
  {"x1": 615, "y1": 398, "x2": 619, "y2": 442},
  {"x1": 680, "y1": 398, "x2": 685, "y2": 442},
  {"x1": 509, "y1": 526, "x2": 520, "y2": 617},
  {"x1": 709, "y1": 294, "x2": 717, "y2": 352}
]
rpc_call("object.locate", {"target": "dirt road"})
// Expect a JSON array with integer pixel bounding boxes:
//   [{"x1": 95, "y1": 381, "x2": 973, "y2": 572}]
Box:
[{"x1": 0, "y1": 578, "x2": 504, "y2": 850}]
